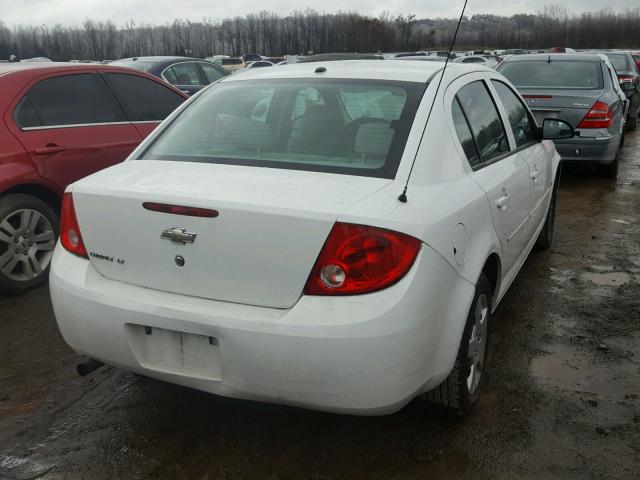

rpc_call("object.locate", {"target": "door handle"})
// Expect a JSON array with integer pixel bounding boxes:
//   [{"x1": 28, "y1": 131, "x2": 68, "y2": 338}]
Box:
[
  {"x1": 531, "y1": 170, "x2": 540, "y2": 181},
  {"x1": 34, "y1": 145, "x2": 66, "y2": 155},
  {"x1": 496, "y1": 193, "x2": 511, "y2": 210}
]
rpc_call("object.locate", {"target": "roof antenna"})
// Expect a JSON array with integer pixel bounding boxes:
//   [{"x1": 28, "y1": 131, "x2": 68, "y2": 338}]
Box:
[{"x1": 398, "y1": 0, "x2": 468, "y2": 203}]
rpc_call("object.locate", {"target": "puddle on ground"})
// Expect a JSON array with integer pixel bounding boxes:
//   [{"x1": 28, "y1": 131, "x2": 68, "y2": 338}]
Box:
[
  {"x1": 580, "y1": 271, "x2": 631, "y2": 286},
  {"x1": 529, "y1": 344, "x2": 636, "y2": 400},
  {"x1": 589, "y1": 265, "x2": 615, "y2": 273}
]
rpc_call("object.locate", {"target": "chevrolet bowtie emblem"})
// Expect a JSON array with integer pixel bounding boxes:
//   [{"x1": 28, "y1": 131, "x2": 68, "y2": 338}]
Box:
[{"x1": 160, "y1": 228, "x2": 197, "y2": 245}]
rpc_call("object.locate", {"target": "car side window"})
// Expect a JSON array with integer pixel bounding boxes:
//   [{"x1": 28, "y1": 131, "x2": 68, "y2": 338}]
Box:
[
  {"x1": 171, "y1": 62, "x2": 204, "y2": 86},
  {"x1": 455, "y1": 81, "x2": 510, "y2": 166},
  {"x1": 14, "y1": 95, "x2": 42, "y2": 128},
  {"x1": 451, "y1": 98, "x2": 481, "y2": 167},
  {"x1": 162, "y1": 67, "x2": 179, "y2": 85},
  {"x1": 199, "y1": 63, "x2": 226, "y2": 83},
  {"x1": 18, "y1": 73, "x2": 120, "y2": 128},
  {"x1": 105, "y1": 73, "x2": 185, "y2": 121},
  {"x1": 491, "y1": 80, "x2": 537, "y2": 148}
]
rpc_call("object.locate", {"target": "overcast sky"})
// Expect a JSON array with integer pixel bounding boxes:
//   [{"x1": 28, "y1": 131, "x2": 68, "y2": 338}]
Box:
[{"x1": 1, "y1": 0, "x2": 638, "y2": 26}]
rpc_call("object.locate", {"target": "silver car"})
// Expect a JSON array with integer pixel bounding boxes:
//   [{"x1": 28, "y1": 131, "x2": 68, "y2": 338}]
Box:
[{"x1": 498, "y1": 53, "x2": 626, "y2": 177}]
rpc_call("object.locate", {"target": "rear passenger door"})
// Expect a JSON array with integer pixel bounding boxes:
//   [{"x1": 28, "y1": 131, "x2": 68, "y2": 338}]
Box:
[
  {"x1": 11, "y1": 72, "x2": 141, "y2": 189},
  {"x1": 489, "y1": 80, "x2": 553, "y2": 235},
  {"x1": 448, "y1": 77, "x2": 532, "y2": 278},
  {"x1": 103, "y1": 72, "x2": 186, "y2": 138}
]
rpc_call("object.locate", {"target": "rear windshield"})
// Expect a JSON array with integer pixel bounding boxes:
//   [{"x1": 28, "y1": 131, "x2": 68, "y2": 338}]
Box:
[
  {"x1": 499, "y1": 60, "x2": 603, "y2": 89},
  {"x1": 222, "y1": 58, "x2": 243, "y2": 65},
  {"x1": 110, "y1": 60, "x2": 156, "y2": 72},
  {"x1": 140, "y1": 78, "x2": 425, "y2": 179},
  {"x1": 605, "y1": 53, "x2": 630, "y2": 72}
]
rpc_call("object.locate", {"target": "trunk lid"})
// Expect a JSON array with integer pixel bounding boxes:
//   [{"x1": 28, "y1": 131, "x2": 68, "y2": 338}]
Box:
[
  {"x1": 72, "y1": 161, "x2": 392, "y2": 309},
  {"x1": 519, "y1": 88, "x2": 603, "y2": 128}
]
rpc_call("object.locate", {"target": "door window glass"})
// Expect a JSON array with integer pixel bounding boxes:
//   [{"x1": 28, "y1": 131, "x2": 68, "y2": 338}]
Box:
[
  {"x1": 24, "y1": 74, "x2": 119, "y2": 127},
  {"x1": 451, "y1": 98, "x2": 480, "y2": 167},
  {"x1": 199, "y1": 63, "x2": 227, "y2": 83},
  {"x1": 14, "y1": 95, "x2": 42, "y2": 128},
  {"x1": 491, "y1": 80, "x2": 537, "y2": 147},
  {"x1": 106, "y1": 73, "x2": 185, "y2": 121},
  {"x1": 162, "y1": 67, "x2": 179, "y2": 85},
  {"x1": 171, "y1": 62, "x2": 203, "y2": 86},
  {"x1": 456, "y1": 81, "x2": 510, "y2": 165}
]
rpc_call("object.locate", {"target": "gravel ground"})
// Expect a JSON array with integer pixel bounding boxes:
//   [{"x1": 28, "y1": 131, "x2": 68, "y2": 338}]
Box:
[{"x1": 1, "y1": 130, "x2": 639, "y2": 480}]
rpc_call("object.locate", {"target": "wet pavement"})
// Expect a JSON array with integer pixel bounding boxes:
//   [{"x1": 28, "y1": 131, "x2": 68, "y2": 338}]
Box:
[{"x1": 1, "y1": 131, "x2": 639, "y2": 480}]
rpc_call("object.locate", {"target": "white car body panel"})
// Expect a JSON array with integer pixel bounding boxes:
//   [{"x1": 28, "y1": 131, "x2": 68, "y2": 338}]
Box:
[
  {"x1": 50, "y1": 61, "x2": 561, "y2": 414},
  {"x1": 51, "y1": 243, "x2": 474, "y2": 415},
  {"x1": 72, "y1": 162, "x2": 392, "y2": 308}
]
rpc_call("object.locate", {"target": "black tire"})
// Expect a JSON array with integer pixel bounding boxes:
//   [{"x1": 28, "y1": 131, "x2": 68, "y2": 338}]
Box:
[
  {"x1": 598, "y1": 156, "x2": 618, "y2": 179},
  {"x1": 535, "y1": 186, "x2": 556, "y2": 250},
  {"x1": 0, "y1": 194, "x2": 59, "y2": 295},
  {"x1": 425, "y1": 274, "x2": 492, "y2": 416},
  {"x1": 625, "y1": 94, "x2": 639, "y2": 131}
]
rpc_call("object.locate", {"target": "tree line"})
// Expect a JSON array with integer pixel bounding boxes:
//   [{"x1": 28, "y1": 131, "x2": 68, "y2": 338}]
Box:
[{"x1": 1, "y1": 6, "x2": 639, "y2": 61}]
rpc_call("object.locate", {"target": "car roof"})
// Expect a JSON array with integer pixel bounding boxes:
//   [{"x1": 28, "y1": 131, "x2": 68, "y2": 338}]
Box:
[
  {"x1": 222, "y1": 60, "x2": 489, "y2": 83},
  {"x1": 113, "y1": 56, "x2": 203, "y2": 63},
  {"x1": 502, "y1": 53, "x2": 606, "y2": 62},
  {"x1": 0, "y1": 61, "x2": 152, "y2": 77}
]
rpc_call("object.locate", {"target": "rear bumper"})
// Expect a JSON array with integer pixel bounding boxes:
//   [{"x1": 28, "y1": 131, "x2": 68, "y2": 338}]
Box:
[
  {"x1": 553, "y1": 134, "x2": 620, "y2": 164},
  {"x1": 50, "y1": 244, "x2": 474, "y2": 415}
]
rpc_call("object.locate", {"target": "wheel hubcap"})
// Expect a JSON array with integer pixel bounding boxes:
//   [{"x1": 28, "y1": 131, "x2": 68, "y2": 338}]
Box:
[
  {"x1": 467, "y1": 293, "x2": 489, "y2": 395},
  {"x1": 0, "y1": 208, "x2": 55, "y2": 282}
]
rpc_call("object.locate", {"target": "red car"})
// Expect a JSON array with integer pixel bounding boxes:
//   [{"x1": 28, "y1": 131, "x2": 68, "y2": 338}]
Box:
[{"x1": 0, "y1": 63, "x2": 187, "y2": 294}]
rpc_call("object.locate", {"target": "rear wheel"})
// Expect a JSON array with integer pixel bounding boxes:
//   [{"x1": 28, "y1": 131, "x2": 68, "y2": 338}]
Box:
[
  {"x1": 425, "y1": 274, "x2": 491, "y2": 416},
  {"x1": 535, "y1": 187, "x2": 556, "y2": 250},
  {"x1": 0, "y1": 194, "x2": 58, "y2": 295},
  {"x1": 625, "y1": 95, "x2": 639, "y2": 131}
]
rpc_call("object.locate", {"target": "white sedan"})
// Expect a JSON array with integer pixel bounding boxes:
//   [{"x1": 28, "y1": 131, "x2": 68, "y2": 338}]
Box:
[{"x1": 50, "y1": 60, "x2": 572, "y2": 416}]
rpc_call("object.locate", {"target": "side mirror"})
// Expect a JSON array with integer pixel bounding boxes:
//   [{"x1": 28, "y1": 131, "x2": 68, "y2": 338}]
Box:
[{"x1": 541, "y1": 118, "x2": 574, "y2": 140}]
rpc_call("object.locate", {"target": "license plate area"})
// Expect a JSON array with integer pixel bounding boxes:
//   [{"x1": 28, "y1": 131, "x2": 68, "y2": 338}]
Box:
[{"x1": 127, "y1": 325, "x2": 222, "y2": 380}]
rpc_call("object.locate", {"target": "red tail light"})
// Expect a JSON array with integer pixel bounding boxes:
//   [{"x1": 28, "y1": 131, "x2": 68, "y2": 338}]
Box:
[
  {"x1": 618, "y1": 74, "x2": 634, "y2": 83},
  {"x1": 577, "y1": 101, "x2": 613, "y2": 129},
  {"x1": 304, "y1": 223, "x2": 421, "y2": 296},
  {"x1": 60, "y1": 192, "x2": 87, "y2": 258}
]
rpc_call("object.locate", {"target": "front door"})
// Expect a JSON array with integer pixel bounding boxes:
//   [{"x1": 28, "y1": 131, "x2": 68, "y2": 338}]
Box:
[{"x1": 489, "y1": 80, "x2": 553, "y2": 235}]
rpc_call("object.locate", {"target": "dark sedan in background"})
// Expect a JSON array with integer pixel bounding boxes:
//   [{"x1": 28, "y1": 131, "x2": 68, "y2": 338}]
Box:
[
  {"x1": 498, "y1": 53, "x2": 627, "y2": 177},
  {"x1": 595, "y1": 51, "x2": 640, "y2": 130},
  {"x1": 111, "y1": 56, "x2": 229, "y2": 95}
]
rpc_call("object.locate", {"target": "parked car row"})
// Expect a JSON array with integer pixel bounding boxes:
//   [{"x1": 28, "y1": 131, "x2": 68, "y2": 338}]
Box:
[{"x1": 0, "y1": 49, "x2": 635, "y2": 419}]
